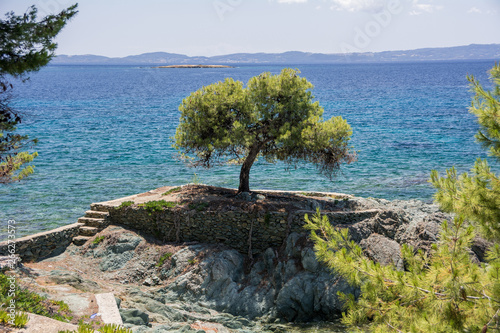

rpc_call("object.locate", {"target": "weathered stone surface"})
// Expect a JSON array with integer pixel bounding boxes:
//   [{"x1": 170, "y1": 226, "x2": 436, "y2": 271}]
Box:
[
  {"x1": 48, "y1": 270, "x2": 100, "y2": 292},
  {"x1": 87, "y1": 232, "x2": 143, "y2": 271},
  {"x1": 301, "y1": 248, "x2": 319, "y2": 273},
  {"x1": 96, "y1": 292, "x2": 123, "y2": 325},
  {"x1": 3, "y1": 187, "x2": 465, "y2": 330},
  {"x1": 275, "y1": 271, "x2": 354, "y2": 322},
  {"x1": 120, "y1": 308, "x2": 149, "y2": 326},
  {"x1": 0, "y1": 223, "x2": 82, "y2": 261},
  {"x1": 360, "y1": 234, "x2": 404, "y2": 270}
]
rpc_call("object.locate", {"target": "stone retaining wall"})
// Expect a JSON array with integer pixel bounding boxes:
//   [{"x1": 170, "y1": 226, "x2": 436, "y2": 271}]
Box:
[
  {"x1": 0, "y1": 223, "x2": 83, "y2": 262},
  {"x1": 108, "y1": 206, "x2": 380, "y2": 255}
]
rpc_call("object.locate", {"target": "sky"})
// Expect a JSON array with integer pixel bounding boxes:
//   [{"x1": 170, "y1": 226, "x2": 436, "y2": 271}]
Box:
[{"x1": 1, "y1": 0, "x2": 500, "y2": 57}]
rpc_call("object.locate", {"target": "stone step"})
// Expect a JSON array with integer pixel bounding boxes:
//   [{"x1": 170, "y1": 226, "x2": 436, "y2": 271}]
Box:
[
  {"x1": 90, "y1": 203, "x2": 111, "y2": 212},
  {"x1": 79, "y1": 226, "x2": 99, "y2": 237},
  {"x1": 95, "y1": 293, "x2": 123, "y2": 325},
  {"x1": 78, "y1": 217, "x2": 106, "y2": 228},
  {"x1": 85, "y1": 210, "x2": 109, "y2": 219},
  {"x1": 73, "y1": 236, "x2": 91, "y2": 246}
]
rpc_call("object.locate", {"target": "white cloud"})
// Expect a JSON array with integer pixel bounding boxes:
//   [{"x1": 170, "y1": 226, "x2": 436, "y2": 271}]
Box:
[
  {"x1": 468, "y1": 7, "x2": 481, "y2": 14},
  {"x1": 329, "y1": 0, "x2": 387, "y2": 12},
  {"x1": 409, "y1": 0, "x2": 443, "y2": 15},
  {"x1": 466, "y1": 6, "x2": 497, "y2": 15},
  {"x1": 273, "y1": 0, "x2": 446, "y2": 14},
  {"x1": 272, "y1": 0, "x2": 387, "y2": 12},
  {"x1": 276, "y1": 0, "x2": 308, "y2": 3}
]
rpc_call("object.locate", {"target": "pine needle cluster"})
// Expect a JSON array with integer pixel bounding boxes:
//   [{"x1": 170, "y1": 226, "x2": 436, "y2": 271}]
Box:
[
  {"x1": 305, "y1": 212, "x2": 500, "y2": 332},
  {"x1": 0, "y1": 4, "x2": 78, "y2": 183},
  {"x1": 305, "y1": 63, "x2": 500, "y2": 332}
]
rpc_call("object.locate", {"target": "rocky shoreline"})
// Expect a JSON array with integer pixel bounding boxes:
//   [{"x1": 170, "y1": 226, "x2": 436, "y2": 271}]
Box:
[{"x1": 4, "y1": 193, "x2": 481, "y2": 333}]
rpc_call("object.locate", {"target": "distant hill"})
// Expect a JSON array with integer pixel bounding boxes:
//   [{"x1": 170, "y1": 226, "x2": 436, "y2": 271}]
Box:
[{"x1": 53, "y1": 44, "x2": 500, "y2": 65}]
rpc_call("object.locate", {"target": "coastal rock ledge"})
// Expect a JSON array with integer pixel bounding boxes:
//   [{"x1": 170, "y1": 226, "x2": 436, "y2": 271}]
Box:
[{"x1": 2, "y1": 185, "x2": 487, "y2": 332}]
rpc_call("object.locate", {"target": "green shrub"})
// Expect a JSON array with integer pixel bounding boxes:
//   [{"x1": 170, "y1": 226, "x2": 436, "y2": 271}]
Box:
[
  {"x1": 0, "y1": 309, "x2": 30, "y2": 328},
  {"x1": 13, "y1": 311, "x2": 29, "y2": 328},
  {"x1": 58, "y1": 322, "x2": 132, "y2": 333},
  {"x1": 156, "y1": 252, "x2": 173, "y2": 267},
  {"x1": 92, "y1": 235, "x2": 105, "y2": 245},
  {"x1": 139, "y1": 200, "x2": 179, "y2": 215},
  {"x1": 191, "y1": 173, "x2": 200, "y2": 185},
  {"x1": 118, "y1": 201, "x2": 134, "y2": 208},
  {"x1": 99, "y1": 323, "x2": 132, "y2": 333},
  {"x1": 162, "y1": 187, "x2": 181, "y2": 196},
  {"x1": 0, "y1": 272, "x2": 72, "y2": 322},
  {"x1": 0, "y1": 309, "x2": 9, "y2": 324}
]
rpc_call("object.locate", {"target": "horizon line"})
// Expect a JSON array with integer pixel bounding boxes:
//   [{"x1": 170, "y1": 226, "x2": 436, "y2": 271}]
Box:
[{"x1": 55, "y1": 42, "x2": 500, "y2": 59}]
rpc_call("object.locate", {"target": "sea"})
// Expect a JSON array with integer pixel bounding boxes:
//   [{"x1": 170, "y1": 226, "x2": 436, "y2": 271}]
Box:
[{"x1": 1, "y1": 60, "x2": 497, "y2": 241}]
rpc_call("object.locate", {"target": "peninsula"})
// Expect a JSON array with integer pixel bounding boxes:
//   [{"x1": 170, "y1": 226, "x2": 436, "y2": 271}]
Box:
[
  {"x1": 0, "y1": 184, "x2": 485, "y2": 332},
  {"x1": 153, "y1": 64, "x2": 233, "y2": 68}
]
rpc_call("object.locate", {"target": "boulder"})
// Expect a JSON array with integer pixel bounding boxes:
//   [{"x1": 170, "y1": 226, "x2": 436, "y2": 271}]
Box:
[
  {"x1": 360, "y1": 234, "x2": 404, "y2": 270},
  {"x1": 275, "y1": 271, "x2": 356, "y2": 322},
  {"x1": 120, "y1": 308, "x2": 149, "y2": 326},
  {"x1": 92, "y1": 232, "x2": 143, "y2": 271},
  {"x1": 48, "y1": 270, "x2": 100, "y2": 292}
]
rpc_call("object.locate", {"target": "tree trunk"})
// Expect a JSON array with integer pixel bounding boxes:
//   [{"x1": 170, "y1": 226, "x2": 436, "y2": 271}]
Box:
[{"x1": 238, "y1": 145, "x2": 260, "y2": 193}]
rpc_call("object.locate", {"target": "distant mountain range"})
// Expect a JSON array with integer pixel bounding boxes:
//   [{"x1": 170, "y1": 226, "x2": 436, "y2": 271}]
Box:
[{"x1": 53, "y1": 44, "x2": 500, "y2": 65}]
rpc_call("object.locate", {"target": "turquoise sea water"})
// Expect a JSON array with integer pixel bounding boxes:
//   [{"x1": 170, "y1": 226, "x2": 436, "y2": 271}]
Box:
[{"x1": 1, "y1": 60, "x2": 497, "y2": 240}]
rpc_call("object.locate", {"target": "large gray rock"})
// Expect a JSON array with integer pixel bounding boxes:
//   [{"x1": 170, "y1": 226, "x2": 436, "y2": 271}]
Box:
[
  {"x1": 301, "y1": 248, "x2": 318, "y2": 273},
  {"x1": 104, "y1": 197, "x2": 459, "y2": 326},
  {"x1": 91, "y1": 232, "x2": 143, "y2": 271},
  {"x1": 360, "y1": 234, "x2": 404, "y2": 270},
  {"x1": 148, "y1": 233, "x2": 356, "y2": 323},
  {"x1": 275, "y1": 271, "x2": 356, "y2": 322},
  {"x1": 48, "y1": 270, "x2": 100, "y2": 292},
  {"x1": 472, "y1": 236, "x2": 493, "y2": 263},
  {"x1": 120, "y1": 308, "x2": 149, "y2": 326}
]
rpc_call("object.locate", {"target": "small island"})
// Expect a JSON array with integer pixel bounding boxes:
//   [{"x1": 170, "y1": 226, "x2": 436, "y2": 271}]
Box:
[{"x1": 153, "y1": 64, "x2": 233, "y2": 68}]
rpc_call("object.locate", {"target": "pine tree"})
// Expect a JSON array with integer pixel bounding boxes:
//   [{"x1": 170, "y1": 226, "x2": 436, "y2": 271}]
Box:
[
  {"x1": 0, "y1": 4, "x2": 78, "y2": 183},
  {"x1": 430, "y1": 63, "x2": 500, "y2": 241},
  {"x1": 174, "y1": 68, "x2": 356, "y2": 193},
  {"x1": 305, "y1": 212, "x2": 500, "y2": 332},
  {"x1": 305, "y1": 63, "x2": 500, "y2": 332}
]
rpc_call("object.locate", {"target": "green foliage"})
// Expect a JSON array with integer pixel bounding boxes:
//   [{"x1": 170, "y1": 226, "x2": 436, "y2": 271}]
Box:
[
  {"x1": 118, "y1": 201, "x2": 134, "y2": 208},
  {"x1": 0, "y1": 272, "x2": 72, "y2": 322},
  {"x1": 0, "y1": 309, "x2": 30, "y2": 328},
  {"x1": 174, "y1": 68, "x2": 356, "y2": 192},
  {"x1": 59, "y1": 322, "x2": 132, "y2": 333},
  {"x1": 58, "y1": 322, "x2": 133, "y2": 333},
  {"x1": 306, "y1": 63, "x2": 500, "y2": 332},
  {"x1": 13, "y1": 311, "x2": 29, "y2": 328},
  {"x1": 0, "y1": 5, "x2": 78, "y2": 78},
  {"x1": 156, "y1": 252, "x2": 173, "y2": 267},
  {"x1": 188, "y1": 258, "x2": 197, "y2": 265},
  {"x1": 162, "y1": 186, "x2": 181, "y2": 196},
  {"x1": 191, "y1": 173, "x2": 201, "y2": 185},
  {"x1": 0, "y1": 309, "x2": 8, "y2": 323},
  {"x1": 305, "y1": 210, "x2": 500, "y2": 332},
  {"x1": 92, "y1": 235, "x2": 105, "y2": 245},
  {"x1": 0, "y1": 4, "x2": 78, "y2": 183},
  {"x1": 98, "y1": 324, "x2": 133, "y2": 333},
  {"x1": 139, "y1": 200, "x2": 179, "y2": 215},
  {"x1": 430, "y1": 63, "x2": 500, "y2": 241}
]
